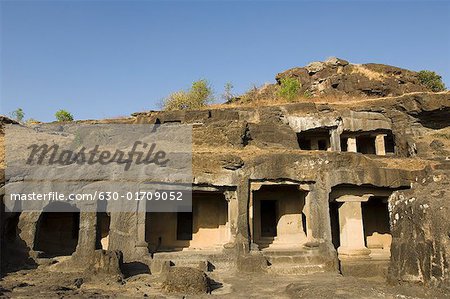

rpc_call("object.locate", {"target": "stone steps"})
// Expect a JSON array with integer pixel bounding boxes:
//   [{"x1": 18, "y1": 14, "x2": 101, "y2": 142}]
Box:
[
  {"x1": 266, "y1": 254, "x2": 324, "y2": 264},
  {"x1": 267, "y1": 263, "x2": 327, "y2": 275},
  {"x1": 262, "y1": 247, "x2": 328, "y2": 275},
  {"x1": 152, "y1": 251, "x2": 232, "y2": 272}
]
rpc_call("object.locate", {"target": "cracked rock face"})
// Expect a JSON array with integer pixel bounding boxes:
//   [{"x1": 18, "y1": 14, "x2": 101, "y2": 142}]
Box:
[
  {"x1": 161, "y1": 267, "x2": 210, "y2": 294},
  {"x1": 388, "y1": 172, "x2": 450, "y2": 288},
  {"x1": 275, "y1": 58, "x2": 431, "y2": 98}
]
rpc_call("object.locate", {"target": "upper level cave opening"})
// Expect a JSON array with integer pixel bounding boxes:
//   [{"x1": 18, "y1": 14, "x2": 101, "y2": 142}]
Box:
[
  {"x1": 297, "y1": 128, "x2": 331, "y2": 151},
  {"x1": 340, "y1": 130, "x2": 395, "y2": 155}
]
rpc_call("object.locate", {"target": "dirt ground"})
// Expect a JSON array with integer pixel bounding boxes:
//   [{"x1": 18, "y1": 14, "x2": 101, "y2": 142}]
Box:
[{"x1": 1, "y1": 268, "x2": 449, "y2": 299}]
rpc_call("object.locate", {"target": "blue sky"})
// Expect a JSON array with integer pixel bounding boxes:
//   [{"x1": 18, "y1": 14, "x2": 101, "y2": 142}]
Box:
[{"x1": 1, "y1": 0, "x2": 449, "y2": 122}]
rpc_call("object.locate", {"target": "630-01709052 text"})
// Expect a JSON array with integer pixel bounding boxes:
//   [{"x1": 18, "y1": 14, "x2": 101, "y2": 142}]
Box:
[{"x1": 9, "y1": 191, "x2": 186, "y2": 201}]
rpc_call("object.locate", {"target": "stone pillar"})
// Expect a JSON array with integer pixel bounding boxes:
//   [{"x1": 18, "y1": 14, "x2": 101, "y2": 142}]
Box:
[
  {"x1": 330, "y1": 128, "x2": 341, "y2": 152},
  {"x1": 224, "y1": 190, "x2": 238, "y2": 244},
  {"x1": 236, "y1": 177, "x2": 251, "y2": 253},
  {"x1": 74, "y1": 212, "x2": 97, "y2": 257},
  {"x1": 302, "y1": 183, "x2": 331, "y2": 242},
  {"x1": 375, "y1": 134, "x2": 386, "y2": 156},
  {"x1": 248, "y1": 183, "x2": 263, "y2": 248},
  {"x1": 300, "y1": 184, "x2": 313, "y2": 241},
  {"x1": 347, "y1": 137, "x2": 357, "y2": 153},
  {"x1": 134, "y1": 200, "x2": 149, "y2": 257},
  {"x1": 336, "y1": 195, "x2": 372, "y2": 258}
]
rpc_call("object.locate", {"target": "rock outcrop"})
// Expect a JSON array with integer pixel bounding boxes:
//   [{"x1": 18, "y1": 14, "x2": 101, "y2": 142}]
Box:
[
  {"x1": 232, "y1": 58, "x2": 445, "y2": 103},
  {"x1": 389, "y1": 171, "x2": 450, "y2": 289},
  {"x1": 161, "y1": 267, "x2": 210, "y2": 294}
]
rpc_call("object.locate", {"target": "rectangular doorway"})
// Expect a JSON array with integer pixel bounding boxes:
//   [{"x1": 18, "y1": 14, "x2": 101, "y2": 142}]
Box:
[
  {"x1": 176, "y1": 212, "x2": 193, "y2": 240},
  {"x1": 260, "y1": 200, "x2": 277, "y2": 237}
]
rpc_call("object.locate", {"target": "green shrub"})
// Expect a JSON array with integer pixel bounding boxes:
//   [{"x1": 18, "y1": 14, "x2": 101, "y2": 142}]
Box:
[
  {"x1": 163, "y1": 79, "x2": 213, "y2": 111},
  {"x1": 162, "y1": 91, "x2": 192, "y2": 111},
  {"x1": 417, "y1": 70, "x2": 446, "y2": 92},
  {"x1": 303, "y1": 90, "x2": 313, "y2": 99},
  {"x1": 11, "y1": 108, "x2": 25, "y2": 122},
  {"x1": 55, "y1": 109, "x2": 74, "y2": 122},
  {"x1": 278, "y1": 77, "x2": 301, "y2": 101}
]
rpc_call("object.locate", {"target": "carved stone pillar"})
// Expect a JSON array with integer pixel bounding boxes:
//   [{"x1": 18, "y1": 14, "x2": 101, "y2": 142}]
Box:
[
  {"x1": 336, "y1": 194, "x2": 372, "y2": 258},
  {"x1": 134, "y1": 200, "x2": 148, "y2": 257},
  {"x1": 330, "y1": 128, "x2": 341, "y2": 152},
  {"x1": 375, "y1": 134, "x2": 386, "y2": 156},
  {"x1": 224, "y1": 190, "x2": 238, "y2": 244},
  {"x1": 347, "y1": 137, "x2": 357, "y2": 153}
]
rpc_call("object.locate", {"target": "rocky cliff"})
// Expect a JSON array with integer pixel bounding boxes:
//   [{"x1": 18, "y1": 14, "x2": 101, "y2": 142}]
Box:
[{"x1": 232, "y1": 58, "x2": 445, "y2": 104}]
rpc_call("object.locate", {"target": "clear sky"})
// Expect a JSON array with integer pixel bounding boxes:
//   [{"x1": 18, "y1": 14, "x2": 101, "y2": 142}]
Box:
[{"x1": 1, "y1": 0, "x2": 449, "y2": 122}]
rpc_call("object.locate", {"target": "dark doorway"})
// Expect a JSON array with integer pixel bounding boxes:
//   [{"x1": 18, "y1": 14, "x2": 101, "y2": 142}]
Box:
[
  {"x1": 96, "y1": 212, "x2": 111, "y2": 250},
  {"x1": 176, "y1": 212, "x2": 193, "y2": 240},
  {"x1": 340, "y1": 137, "x2": 348, "y2": 152},
  {"x1": 362, "y1": 197, "x2": 390, "y2": 242},
  {"x1": 329, "y1": 201, "x2": 341, "y2": 249},
  {"x1": 297, "y1": 137, "x2": 312, "y2": 150},
  {"x1": 384, "y1": 134, "x2": 395, "y2": 154},
  {"x1": 318, "y1": 139, "x2": 327, "y2": 150},
  {"x1": 297, "y1": 129, "x2": 331, "y2": 151},
  {"x1": 356, "y1": 136, "x2": 376, "y2": 154},
  {"x1": 34, "y1": 210, "x2": 80, "y2": 257},
  {"x1": 260, "y1": 200, "x2": 277, "y2": 237}
]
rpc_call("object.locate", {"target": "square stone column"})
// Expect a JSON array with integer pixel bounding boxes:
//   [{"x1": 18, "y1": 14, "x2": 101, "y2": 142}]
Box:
[
  {"x1": 336, "y1": 195, "x2": 371, "y2": 258},
  {"x1": 375, "y1": 134, "x2": 386, "y2": 156},
  {"x1": 330, "y1": 128, "x2": 341, "y2": 152},
  {"x1": 134, "y1": 200, "x2": 149, "y2": 257},
  {"x1": 224, "y1": 190, "x2": 238, "y2": 244},
  {"x1": 347, "y1": 137, "x2": 357, "y2": 153}
]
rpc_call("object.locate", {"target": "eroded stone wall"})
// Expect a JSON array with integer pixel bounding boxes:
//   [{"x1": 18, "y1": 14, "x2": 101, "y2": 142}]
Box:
[{"x1": 389, "y1": 172, "x2": 450, "y2": 288}]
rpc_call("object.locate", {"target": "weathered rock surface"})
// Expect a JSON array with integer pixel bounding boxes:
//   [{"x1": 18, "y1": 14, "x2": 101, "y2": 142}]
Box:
[
  {"x1": 230, "y1": 58, "x2": 445, "y2": 103},
  {"x1": 88, "y1": 250, "x2": 124, "y2": 278},
  {"x1": 161, "y1": 267, "x2": 210, "y2": 294},
  {"x1": 277, "y1": 58, "x2": 435, "y2": 98},
  {"x1": 388, "y1": 171, "x2": 450, "y2": 289}
]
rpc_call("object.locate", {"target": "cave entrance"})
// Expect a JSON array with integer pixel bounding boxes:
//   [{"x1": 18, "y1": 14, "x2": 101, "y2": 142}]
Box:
[
  {"x1": 260, "y1": 200, "x2": 277, "y2": 237},
  {"x1": 329, "y1": 201, "x2": 341, "y2": 250},
  {"x1": 176, "y1": 212, "x2": 193, "y2": 241},
  {"x1": 356, "y1": 136, "x2": 376, "y2": 154},
  {"x1": 96, "y1": 212, "x2": 111, "y2": 250},
  {"x1": 341, "y1": 130, "x2": 395, "y2": 155},
  {"x1": 362, "y1": 196, "x2": 391, "y2": 256},
  {"x1": 34, "y1": 204, "x2": 80, "y2": 258},
  {"x1": 251, "y1": 184, "x2": 307, "y2": 250},
  {"x1": 384, "y1": 134, "x2": 395, "y2": 154},
  {"x1": 146, "y1": 191, "x2": 229, "y2": 252},
  {"x1": 329, "y1": 185, "x2": 399, "y2": 260},
  {"x1": 297, "y1": 128, "x2": 331, "y2": 151}
]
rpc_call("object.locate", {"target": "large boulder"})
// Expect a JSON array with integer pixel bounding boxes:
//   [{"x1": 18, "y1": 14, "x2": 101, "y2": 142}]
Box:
[
  {"x1": 275, "y1": 58, "x2": 431, "y2": 99},
  {"x1": 161, "y1": 267, "x2": 210, "y2": 294},
  {"x1": 90, "y1": 249, "x2": 124, "y2": 277}
]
